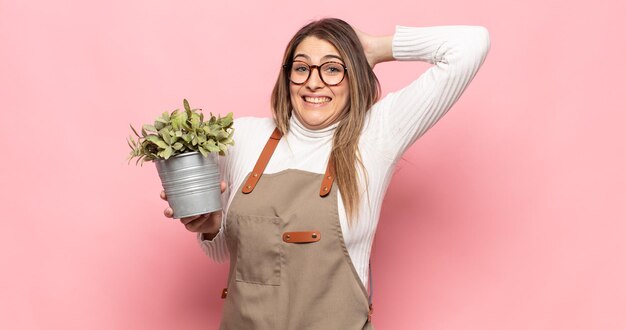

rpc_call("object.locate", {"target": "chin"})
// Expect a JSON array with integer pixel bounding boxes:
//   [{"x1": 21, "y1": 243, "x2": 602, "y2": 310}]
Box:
[
  {"x1": 295, "y1": 109, "x2": 336, "y2": 129},
  {"x1": 302, "y1": 118, "x2": 329, "y2": 128}
]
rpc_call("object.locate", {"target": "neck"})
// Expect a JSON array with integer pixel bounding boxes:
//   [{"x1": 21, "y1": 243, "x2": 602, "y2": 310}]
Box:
[{"x1": 289, "y1": 115, "x2": 338, "y2": 139}]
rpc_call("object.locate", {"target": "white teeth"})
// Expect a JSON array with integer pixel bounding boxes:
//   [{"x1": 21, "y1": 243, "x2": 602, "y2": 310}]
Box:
[{"x1": 304, "y1": 96, "x2": 331, "y2": 104}]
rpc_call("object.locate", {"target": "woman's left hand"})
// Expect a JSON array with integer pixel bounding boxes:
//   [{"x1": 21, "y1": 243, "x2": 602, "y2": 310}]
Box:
[{"x1": 353, "y1": 27, "x2": 394, "y2": 69}]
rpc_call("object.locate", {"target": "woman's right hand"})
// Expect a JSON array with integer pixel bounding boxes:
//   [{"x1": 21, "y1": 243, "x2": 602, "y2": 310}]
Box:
[
  {"x1": 353, "y1": 27, "x2": 393, "y2": 69},
  {"x1": 161, "y1": 181, "x2": 227, "y2": 238}
]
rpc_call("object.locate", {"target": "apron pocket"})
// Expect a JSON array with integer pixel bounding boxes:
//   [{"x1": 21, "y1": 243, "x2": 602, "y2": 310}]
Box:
[{"x1": 235, "y1": 215, "x2": 282, "y2": 286}]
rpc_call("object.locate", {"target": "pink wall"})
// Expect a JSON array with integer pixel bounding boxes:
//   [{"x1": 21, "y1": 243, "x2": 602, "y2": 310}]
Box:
[{"x1": 2, "y1": 0, "x2": 625, "y2": 329}]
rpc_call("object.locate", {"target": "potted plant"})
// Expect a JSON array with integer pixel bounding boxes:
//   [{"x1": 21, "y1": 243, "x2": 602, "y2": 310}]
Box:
[{"x1": 127, "y1": 99, "x2": 234, "y2": 218}]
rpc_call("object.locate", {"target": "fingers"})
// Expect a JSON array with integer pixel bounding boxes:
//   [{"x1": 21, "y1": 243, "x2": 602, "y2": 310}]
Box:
[
  {"x1": 179, "y1": 215, "x2": 199, "y2": 225},
  {"x1": 180, "y1": 214, "x2": 210, "y2": 231},
  {"x1": 161, "y1": 191, "x2": 173, "y2": 218},
  {"x1": 220, "y1": 181, "x2": 227, "y2": 193}
]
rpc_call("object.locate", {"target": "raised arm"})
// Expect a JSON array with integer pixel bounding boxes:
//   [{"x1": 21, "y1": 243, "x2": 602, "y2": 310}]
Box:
[{"x1": 361, "y1": 25, "x2": 491, "y2": 161}]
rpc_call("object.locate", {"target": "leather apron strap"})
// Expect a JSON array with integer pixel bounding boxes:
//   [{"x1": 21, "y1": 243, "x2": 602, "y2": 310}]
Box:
[
  {"x1": 241, "y1": 128, "x2": 282, "y2": 194},
  {"x1": 319, "y1": 153, "x2": 335, "y2": 197},
  {"x1": 242, "y1": 127, "x2": 336, "y2": 197}
]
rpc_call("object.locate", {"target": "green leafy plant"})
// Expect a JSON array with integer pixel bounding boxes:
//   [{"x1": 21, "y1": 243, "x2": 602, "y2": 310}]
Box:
[{"x1": 127, "y1": 99, "x2": 234, "y2": 165}]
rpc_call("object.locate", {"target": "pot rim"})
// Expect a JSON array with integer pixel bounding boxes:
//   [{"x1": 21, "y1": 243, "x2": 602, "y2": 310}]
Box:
[{"x1": 154, "y1": 151, "x2": 211, "y2": 163}]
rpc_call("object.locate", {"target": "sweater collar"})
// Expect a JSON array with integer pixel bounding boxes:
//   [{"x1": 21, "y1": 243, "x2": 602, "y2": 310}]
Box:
[{"x1": 289, "y1": 115, "x2": 338, "y2": 140}]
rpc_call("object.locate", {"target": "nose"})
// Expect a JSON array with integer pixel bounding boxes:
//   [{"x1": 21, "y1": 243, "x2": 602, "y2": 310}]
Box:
[{"x1": 305, "y1": 67, "x2": 324, "y2": 90}]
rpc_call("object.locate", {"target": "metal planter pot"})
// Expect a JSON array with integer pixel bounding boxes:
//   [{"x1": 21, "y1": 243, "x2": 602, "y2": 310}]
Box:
[{"x1": 155, "y1": 151, "x2": 222, "y2": 219}]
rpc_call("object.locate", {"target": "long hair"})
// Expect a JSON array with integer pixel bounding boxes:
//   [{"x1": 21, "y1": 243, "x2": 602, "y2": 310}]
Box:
[{"x1": 270, "y1": 18, "x2": 380, "y2": 225}]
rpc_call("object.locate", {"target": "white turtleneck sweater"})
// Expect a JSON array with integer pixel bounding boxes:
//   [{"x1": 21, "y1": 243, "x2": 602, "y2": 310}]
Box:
[{"x1": 198, "y1": 25, "x2": 491, "y2": 290}]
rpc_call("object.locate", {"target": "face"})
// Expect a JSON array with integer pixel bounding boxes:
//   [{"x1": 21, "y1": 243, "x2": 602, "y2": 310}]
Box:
[{"x1": 289, "y1": 36, "x2": 350, "y2": 130}]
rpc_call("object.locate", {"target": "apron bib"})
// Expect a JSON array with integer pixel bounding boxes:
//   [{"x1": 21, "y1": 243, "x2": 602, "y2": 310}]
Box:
[{"x1": 219, "y1": 128, "x2": 374, "y2": 330}]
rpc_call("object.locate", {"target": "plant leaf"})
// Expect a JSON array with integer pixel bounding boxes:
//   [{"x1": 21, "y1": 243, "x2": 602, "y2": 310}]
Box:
[
  {"x1": 130, "y1": 124, "x2": 140, "y2": 137},
  {"x1": 215, "y1": 130, "x2": 227, "y2": 140},
  {"x1": 162, "y1": 146, "x2": 173, "y2": 159},
  {"x1": 146, "y1": 135, "x2": 162, "y2": 143},
  {"x1": 205, "y1": 140, "x2": 220, "y2": 153},
  {"x1": 190, "y1": 114, "x2": 200, "y2": 129},
  {"x1": 127, "y1": 137, "x2": 135, "y2": 150},
  {"x1": 154, "y1": 121, "x2": 165, "y2": 130},
  {"x1": 155, "y1": 116, "x2": 168, "y2": 124},
  {"x1": 172, "y1": 142, "x2": 183, "y2": 150},
  {"x1": 162, "y1": 131, "x2": 172, "y2": 144},
  {"x1": 219, "y1": 113, "x2": 233, "y2": 127},
  {"x1": 176, "y1": 111, "x2": 188, "y2": 129},
  {"x1": 220, "y1": 137, "x2": 234, "y2": 145}
]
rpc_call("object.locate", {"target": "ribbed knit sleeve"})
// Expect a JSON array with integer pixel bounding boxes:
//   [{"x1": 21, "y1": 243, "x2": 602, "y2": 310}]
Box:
[
  {"x1": 196, "y1": 214, "x2": 228, "y2": 263},
  {"x1": 196, "y1": 177, "x2": 230, "y2": 263},
  {"x1": 366, "y1": 25, "x2": 490, "y2": 160}
]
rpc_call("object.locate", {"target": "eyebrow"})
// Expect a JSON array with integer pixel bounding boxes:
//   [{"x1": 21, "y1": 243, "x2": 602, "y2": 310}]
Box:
[{"x1": 293, "y1": 53, "x2": 344, "y2": 62}]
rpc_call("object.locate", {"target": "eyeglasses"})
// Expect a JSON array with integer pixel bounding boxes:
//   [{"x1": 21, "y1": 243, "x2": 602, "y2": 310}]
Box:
[{"x1": 284, "y1": 60, "x2": 348, "y2": 86}]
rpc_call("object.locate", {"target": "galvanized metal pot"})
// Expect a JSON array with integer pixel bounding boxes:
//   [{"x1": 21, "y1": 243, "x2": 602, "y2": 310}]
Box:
[{"x1": 155, "y1": 151, "x2": 222, "y2": 219}]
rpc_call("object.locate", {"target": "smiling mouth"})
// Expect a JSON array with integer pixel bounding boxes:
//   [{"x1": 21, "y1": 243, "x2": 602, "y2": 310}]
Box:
[{"x1": 303, "y1": 96, "x2": 332, "y2": 104}]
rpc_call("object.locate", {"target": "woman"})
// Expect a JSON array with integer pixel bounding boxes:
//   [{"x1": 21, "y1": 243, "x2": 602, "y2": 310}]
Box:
[{"x1": 161, "y1": 18, "x2": 490, "y2": 329}]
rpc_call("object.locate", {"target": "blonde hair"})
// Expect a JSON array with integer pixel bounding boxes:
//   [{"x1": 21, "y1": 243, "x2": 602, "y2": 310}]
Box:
[{"x1": 271, "y1": 18, "x2": 381, "y2": 225}]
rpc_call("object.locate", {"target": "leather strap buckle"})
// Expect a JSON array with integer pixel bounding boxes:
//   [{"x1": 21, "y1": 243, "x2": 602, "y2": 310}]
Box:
[{"x1": 319, "y1": 154, "x2": 335, "y2": 197}]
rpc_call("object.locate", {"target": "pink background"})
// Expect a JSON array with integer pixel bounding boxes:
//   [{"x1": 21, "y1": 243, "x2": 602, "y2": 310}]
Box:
[{"x1": 1, "y1": 0, "x2": 625, "y2": 329}]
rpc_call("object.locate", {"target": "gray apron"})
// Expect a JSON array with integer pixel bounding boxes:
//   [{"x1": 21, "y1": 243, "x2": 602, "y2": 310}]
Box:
[{"x1": 219, "y1": 128, "x2": 374, "y2": 329}]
